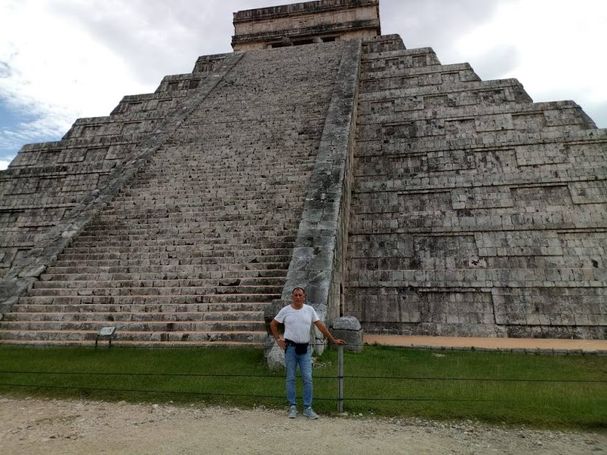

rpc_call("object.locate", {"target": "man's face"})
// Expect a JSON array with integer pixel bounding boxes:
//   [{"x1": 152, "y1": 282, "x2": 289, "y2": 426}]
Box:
[{"x1": 292, "y1": 289, "x2": 305, "y2": 307}]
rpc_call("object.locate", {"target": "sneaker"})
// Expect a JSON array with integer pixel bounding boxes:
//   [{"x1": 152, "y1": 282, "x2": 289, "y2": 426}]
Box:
[
  {"x1": 288, "y1": 405, "x2": 298, "y2": 419},
  {"x1": 303, "y1": 407, "x2": 319, "y2": 420}
]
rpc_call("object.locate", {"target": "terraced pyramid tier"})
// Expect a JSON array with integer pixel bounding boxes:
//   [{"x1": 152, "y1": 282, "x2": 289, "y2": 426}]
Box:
[{"x1": 345, "y1": 36, "x2": 607, "y2": 338}]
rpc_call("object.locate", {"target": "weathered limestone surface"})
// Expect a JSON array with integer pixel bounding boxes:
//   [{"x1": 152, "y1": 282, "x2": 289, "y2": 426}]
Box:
[
  {"x1": 345, "y1": 35, "x2": 607, "y2": 338},
  {"x1": 1, "y1": 1, "x2": 605, "y2": 346},
  {"x1": 269, "y1": 39, "x2": 361, "y2": 354},
  {"x1": 331, "y1": 316, "x2": 363, "y2": 351},
  {"x1": 0, "y1": 53, "x2": 237, "y2": 283},
  {"x1": 233, "y1": 0, "x2": 380, "y2": 51},
  {"x1": 0, "y1": 42, "x2": 348, "y2": 345}
]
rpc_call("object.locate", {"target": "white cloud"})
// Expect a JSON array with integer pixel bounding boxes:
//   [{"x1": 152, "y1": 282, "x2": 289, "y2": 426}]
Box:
[
  {"x1": 0, "y1": 159, "x2": 10, "y2": 170},
  {"x1": 0, "y1": 1, "x2": 150, "y2": 134},
  {"x1": 452, "y1": 0, "x2": 607, "y2": 111}
]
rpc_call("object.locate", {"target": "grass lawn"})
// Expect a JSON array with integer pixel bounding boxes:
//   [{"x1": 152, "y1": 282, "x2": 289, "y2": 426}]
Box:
[{"x1": 0, "y1": 345, "x2": 604, "y2": 429}]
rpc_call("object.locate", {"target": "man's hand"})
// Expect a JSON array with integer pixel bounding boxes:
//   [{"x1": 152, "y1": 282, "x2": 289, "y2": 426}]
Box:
[
  {"x1": 276, "y1": 337, "x2": 286, "y2": 350},
  {"x1": 270, "y1": 319, "x2": 286, "y2": 350},
  {"x1": 314, "y1": 320, "x2": 347, "y2": 345}
]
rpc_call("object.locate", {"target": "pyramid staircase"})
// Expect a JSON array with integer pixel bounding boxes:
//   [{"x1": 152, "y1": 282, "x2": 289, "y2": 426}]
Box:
[
  {"x1": 0, "y1": 42, "x2": 346, "y2": 346},
  {"x1": 1, "y1": 31, "x2": 605, "y2": 344}
]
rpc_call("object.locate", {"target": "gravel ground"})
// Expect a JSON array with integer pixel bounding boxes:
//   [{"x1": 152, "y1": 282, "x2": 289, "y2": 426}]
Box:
[{"x1": 0, "y1": 396, "x2": 605, "y2": 454}]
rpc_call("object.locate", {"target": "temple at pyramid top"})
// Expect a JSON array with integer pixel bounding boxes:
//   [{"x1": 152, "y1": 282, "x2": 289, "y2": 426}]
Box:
[{"x1": 232, "y1": 0, "x2": 381, "y2": 51}]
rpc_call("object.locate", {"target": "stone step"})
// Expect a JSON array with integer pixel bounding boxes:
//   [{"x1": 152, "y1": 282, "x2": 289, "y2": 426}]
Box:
[
  {"x1": 99, "y1": 202, "x2": 305, "y2": 211},
  {"x1": 77, "y1": 223, "x2": 297, "y2": 235},
  {"x1": 87, "y1": 214, "x2": 300, "y2": 224},
  {"x1": 116, "y1": 171, "x2": 310, "y2": 178},
  {"x1": 48, "y1": 261, "x2": 289, "y2": 271},
  {"x1": 18, "y1": 294, "x2": 279, "y2": 305},
  {"x1": 33, "y1": 277, "x2": 284, "y2": 288},
  {"x1": 11, "y1": 302, "x2": 271, "y2": 314},
  {"x1": 111, "y1": 174, "x2": 313, "y2": 183},
  {"x1": 96, "y1": 205, "x2": 301, "y2": 215},
  {"x1": 40, "y1": 268, "x2": 288, "y2": 279},
  {"x1": 109, "y1": 183, "x2": 307, "y2": 192},
  {"x1": 0, "y1": 329, "x2": 266, "y2": 344},
  {"x1": 84, "y1": 221, "x2": 295, "y2": 231},
  {"x1": 90, "y1": 208, "x2": 301, "y2": 217},
  {"x1": 113, "y1": 169, "x2": 314, "y2": 177},
  {"x1": 103, "y1": 193, "x2": 303, "y2": 201},
  {"x1": 0, "y1": 339, "x2": 264, "y2": 348},
  {"x1": 70, "y1": 236, "x2": 296, "y2": 246},
  {"x1": 27, "y1": 285, "x2": 282, "y2": 297},
  {"x1": 94, "y1": 202, "x2": 305, "y2": 211},
  {"x1": 63, "y1": 244, "x2": 294, "y2": 253},
  {"x1": 61, "y1": 238, "x2": 293, "y2": 250},
  {"x1": 64, "y1": 246, "x2": 292, "y2": 256},
  {"x1": 3, "y1": 310, "x2": 263, "y2": 322},
  {"x1": 0, "y1": 320, "x2": 265, "y2": 333},
  {"x1": 54, "y1": 253, "x2": 291, "y2": 263}
]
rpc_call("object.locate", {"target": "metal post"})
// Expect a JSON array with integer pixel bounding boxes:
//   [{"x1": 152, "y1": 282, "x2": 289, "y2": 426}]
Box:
[{"x1": 337, "y1": 345, "x2": 344, "y2": 413}]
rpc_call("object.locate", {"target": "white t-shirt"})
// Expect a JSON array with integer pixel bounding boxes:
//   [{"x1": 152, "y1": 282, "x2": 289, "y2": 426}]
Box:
[{"x1": 274, "y1": 304, "x2": 320, "y2": 344}]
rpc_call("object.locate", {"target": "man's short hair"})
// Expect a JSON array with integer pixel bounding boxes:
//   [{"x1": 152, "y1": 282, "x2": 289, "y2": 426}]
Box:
[{"x1": 291, "y1": 287, "x2": 306, "y2": 295}]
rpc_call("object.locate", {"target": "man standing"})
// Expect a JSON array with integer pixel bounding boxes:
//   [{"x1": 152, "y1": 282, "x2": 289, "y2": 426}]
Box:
[{"x1": 270, "y1": 287, "x2": 345, "y2": 419}]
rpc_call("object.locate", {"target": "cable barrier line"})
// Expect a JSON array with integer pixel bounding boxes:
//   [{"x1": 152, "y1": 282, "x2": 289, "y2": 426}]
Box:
[
  {"x1": 0, "y1": 382, "x2": 339, "y2": 402},
  {"x1": 0, "y1": 370, "x2": 334, "y2": 380},
  {"x1": 0, "y1": 382, "x2": 505, "y2": 403},
  {"x1": 0, "y1": 370, "x2": 604, "y2": 384},
  {"x1": 343, "y1": 375, "x2": 607, "y2": 384},
  {"x1": 0, "y1": 382, "x2": 287, "y2": 400}
]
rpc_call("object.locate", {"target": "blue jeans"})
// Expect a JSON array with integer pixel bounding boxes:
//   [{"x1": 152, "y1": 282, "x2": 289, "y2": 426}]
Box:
[{"x1": 285, "y1": 344, "x2": 313, "y2": 408}]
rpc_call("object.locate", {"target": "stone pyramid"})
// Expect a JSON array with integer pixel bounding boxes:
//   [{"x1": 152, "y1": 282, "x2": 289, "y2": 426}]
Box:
[{"x1": 0, "y1": 0, "x2": 605, "y2": 346}]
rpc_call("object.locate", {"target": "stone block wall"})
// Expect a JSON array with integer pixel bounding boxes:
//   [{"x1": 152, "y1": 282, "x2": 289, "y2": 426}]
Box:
[
  {"x1": 232, "y1": 0, "x2": 380, "y2": 50},
  {"x1": 345, "y1": 35, "x2": 607, "y2": 338}
]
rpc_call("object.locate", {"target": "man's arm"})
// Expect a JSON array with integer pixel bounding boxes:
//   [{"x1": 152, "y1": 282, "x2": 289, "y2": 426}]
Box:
[
  {"x1": 314, "y1": 320, "x2": 345, "y2": 345},
  {"x1": 270, "y1": 318, "x2": 286, "y2": 350}
]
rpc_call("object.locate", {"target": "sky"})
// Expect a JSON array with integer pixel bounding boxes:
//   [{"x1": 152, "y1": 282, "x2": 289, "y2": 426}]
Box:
[{"x1": 0, "y1": 0, "x2": 606, "y2": 170}]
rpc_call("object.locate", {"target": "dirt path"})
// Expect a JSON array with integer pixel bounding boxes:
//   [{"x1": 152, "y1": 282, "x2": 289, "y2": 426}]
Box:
[
  {"x1": 364, "y1": 335, "x2": 607, "y2": 354},
  {"x1": 0, "y1": 396, "x2": 605, "y2": 454}
]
